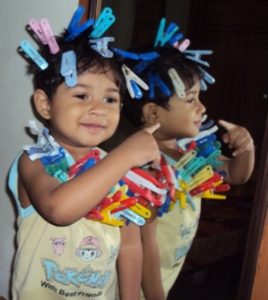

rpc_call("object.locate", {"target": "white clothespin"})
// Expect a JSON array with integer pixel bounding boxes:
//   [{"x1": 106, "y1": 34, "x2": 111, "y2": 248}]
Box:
[
  {"x1": 168, "y1": 68, "x2": 186, "y2": 98},
  {"x1": 122, "y1": 64, "x2": 149, "y2": 99}
]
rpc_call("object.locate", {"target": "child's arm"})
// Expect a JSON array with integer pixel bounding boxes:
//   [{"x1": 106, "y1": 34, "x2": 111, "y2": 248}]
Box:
[
  {"x1": 141, "y1": 210, "x2": 166, "y2": 300},
  {"x1": 18, "y1": 124, "x2": 161, "y2": 225},
  {"x1": 117, "y1": 224, "x2": 142, "y2": 300},
  {"x1": 218, "y1": 120, "x2": 255, "y2": 184}
]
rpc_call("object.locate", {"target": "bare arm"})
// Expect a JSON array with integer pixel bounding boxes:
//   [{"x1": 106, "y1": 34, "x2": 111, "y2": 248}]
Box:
[
  {"x1": 218, "y1": 119, "x2": 255, "y2": 184},
  {"x1": 117, "y1": 223, "x2": 142, "y2": 300},
  {"x1": 141, "y1": 210, "x2": 166, "y2": 300},
  {"x1": 18, "y1": 124, "x2": 161, "y2": 225}
]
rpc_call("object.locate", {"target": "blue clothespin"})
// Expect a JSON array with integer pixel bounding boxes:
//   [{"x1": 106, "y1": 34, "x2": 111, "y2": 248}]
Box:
[
  {"x1": 200, "y1": 119, "x2": 215, "y2": 130},
  {"x1": 168, "y1": 32, "x2": 184, "y2": 47},
  {"x1": 19, "y1": 40, "x2": 48, "y2": 70},
  {"x1": 113, "y1": 209, "x2": 145, "y2": 226},
  {"x1": 184, "y1": 49, "x2": 213, "y2": 67},
  {"x1": 148, "y1": 71, "x2": 172, "y2": 99},
  {"x1": 139, "y1": 51, "x2": 160, "y2": 61},
  {"x1": 122, "y1": 64, "x2": 149, "y2": 99},
  {"x1": 154, "y1": 18, "x2": 179, "y2": 47},
  {"x1": 60, "y1": 50, "x2": 77, "y2": 87},
  {"x1": 65, "y1": 5, "x2": 94, "y2": 41},
  {"x1": 89, "y1": 37, "x2": 115, "y2": 58},
  {"x1": 199, "y1": 66, "x2": 215, "y2": 85},
  {"x1": 90, "y1": 7, "x2": 116, "y2": 38},
  {"x1": 111, "y1": 47, "x2": 140, "y2": 60}
]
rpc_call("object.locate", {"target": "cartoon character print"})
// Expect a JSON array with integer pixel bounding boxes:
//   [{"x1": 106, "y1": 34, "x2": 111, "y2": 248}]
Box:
[
  {"x1": 50, "y1": 236, "x2": 66, "y2": 256},
  {"x1": 76, "y1": 236, "x2": 102, "y2": 262}
]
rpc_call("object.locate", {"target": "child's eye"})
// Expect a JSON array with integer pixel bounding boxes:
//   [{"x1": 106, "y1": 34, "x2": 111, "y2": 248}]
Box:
[
  {"x1": 103, "y1": 97, "x2": 120, "y2": 104},
  {"x1": 75, "y1": 94, "x2": 89, "y2": 101},
  {"x1": 186, "y1": 98, "x2": 195, "y2": 103}
]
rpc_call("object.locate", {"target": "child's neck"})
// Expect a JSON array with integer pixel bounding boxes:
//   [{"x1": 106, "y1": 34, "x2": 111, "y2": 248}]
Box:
[{"x1": 157, "y1": 139, "x2": 182, "y2": 161}]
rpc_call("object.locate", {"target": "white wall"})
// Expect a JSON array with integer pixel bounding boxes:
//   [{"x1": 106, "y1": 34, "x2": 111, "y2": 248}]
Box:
[{"x1": 0, "y1": 1, "x2": 78, "y2": 298}]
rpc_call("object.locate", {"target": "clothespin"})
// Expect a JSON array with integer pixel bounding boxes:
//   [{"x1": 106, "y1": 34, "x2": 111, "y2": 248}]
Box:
[
  {"x1": 89, "y1": 37, "x2": 115, "y2": 58},
  {"x1": 122, "y1": 64, "x2": 149, "y2": 99},
  {"x1": 168, "y1": 68, "x2": 186, "y2": 98},
  {"x1": 148, "y1": 71, "x2": 172, "y2": 99},
  {"x1": 184, "y1": 49, "x2": 213, "y2": 67},
  {"x1": 90, "y1": 7, "x2": 116, "y2": 38},
  {"x1": 65, "y1": 5, "x2": 94, "y2": 41},
  {"x1": 180, "y1": 157, "x2": 206, "y2": 182},
  {"x1": 186, "y1": 165, "x2": 214, "y2": 191},
  {"x1": 177, "y1": 125, "x2": 219, "y2": 151},
  {"x1": 129, "y1": 203, "x2": 152, "y2": 219},
  {"x1": 39, "y1": 19, "x2": 60, "y2": 54},
  {"x1": 19, "y1": 40, "x2": 48, "y2": 70},
  {"x1": 174, "y1": 150, "x2": 196, "y2": 170},
  {"x1": 111, "y1": 47, "x2": 140, "y2": 60},
  {"x1": 28, "y1": 19, "x2": 48, "y2": 44},
  {"x1": 202, "y1": 190, "x2": 226, "y2": 200},
  {"x1": 168, "y1": 32, "x2": 184, "y2": 47},
  {"x1": 113, "y1": 209, "x2": 146, "y2": 226},
  {"x1": 60, "y1": 50, "x2": 77, "y2": 87},
  {"x1": 154, "y1": 18, "x2": 179, "y2": 47},
  {"x1": 139, "y1": 51, "x2": 160, "y2": 61},
  {"x1": 199, "y1": 66, "x2": 215, "y2": 85},
  {"x1": 176, "y1": 39, "x2": 191, "y2": 52}
]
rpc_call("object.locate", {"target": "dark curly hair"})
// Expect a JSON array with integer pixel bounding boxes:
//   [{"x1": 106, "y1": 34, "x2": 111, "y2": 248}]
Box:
[{"x1": 25, "y1": 28, "x2": 126, "y2": 101}]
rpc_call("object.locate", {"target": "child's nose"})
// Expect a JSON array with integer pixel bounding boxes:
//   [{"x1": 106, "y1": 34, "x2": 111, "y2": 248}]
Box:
[{"x1": 87, "y1": 98, "x2": 107, "y2": 114}]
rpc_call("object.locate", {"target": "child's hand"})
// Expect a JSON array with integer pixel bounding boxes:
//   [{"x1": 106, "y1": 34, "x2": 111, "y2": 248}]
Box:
[
  {"x1": 119, "y1": 123, "x2": 161, "y2": 169},
  {"x1": 218, "y1": 119, "x2": 254, "y2": 157}
]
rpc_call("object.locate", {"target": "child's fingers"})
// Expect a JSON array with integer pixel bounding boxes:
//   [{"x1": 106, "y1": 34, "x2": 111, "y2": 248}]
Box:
[
  {"x1": 143, "y1": 123, "x2": 160, "y2": 135},
  {"x1": 218, "y1": 119, "x2": 237, "y2": 132}
]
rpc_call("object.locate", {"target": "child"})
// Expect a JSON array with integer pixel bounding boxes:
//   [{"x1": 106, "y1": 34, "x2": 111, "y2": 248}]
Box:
[
  {"x1": 122, "y1": 42, "x2": 255, "y2": 299},
  {"x1": 8, "y1": 8, "x2": 161, "y2": 300}
]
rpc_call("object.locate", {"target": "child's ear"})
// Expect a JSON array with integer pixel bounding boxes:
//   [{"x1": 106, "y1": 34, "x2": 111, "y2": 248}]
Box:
[
  {"x1": 142, "y1": 102, "x2": 160, "y2": 125},
  {"x1": 33, "y1": 89, "x2": 51, "y2": 120}
]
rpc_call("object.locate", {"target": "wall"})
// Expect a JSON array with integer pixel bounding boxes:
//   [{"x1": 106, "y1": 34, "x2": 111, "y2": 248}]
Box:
[{"x1": 0, "y1": 0, "x2": 78, "y2": 298}]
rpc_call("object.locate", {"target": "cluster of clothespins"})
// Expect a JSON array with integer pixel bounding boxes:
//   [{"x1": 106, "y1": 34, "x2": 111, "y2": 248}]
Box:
[{"x1": 18, "y1": 5, "x2": 215, "y2": 101}]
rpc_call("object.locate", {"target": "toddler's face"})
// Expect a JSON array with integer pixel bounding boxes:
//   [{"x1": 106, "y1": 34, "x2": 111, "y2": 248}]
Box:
[
  {"x1": 43, "y1": 70, "x2": 121, "y2": 157},
  {"x1": 155, "y1": 80, "x2": 206, "y2": 140}
]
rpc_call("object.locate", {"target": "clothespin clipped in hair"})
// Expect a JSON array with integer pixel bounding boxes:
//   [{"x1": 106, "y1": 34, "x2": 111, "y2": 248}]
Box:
[
  {"x1": 19, "y1": 40, "x2": 48, "y2": 70},
  {"x1": 122, "y1": 64, "x2": 149, "y2": 99},
  {"x1": 38, "y1": 19, "x2": 60, "y2": 54},
  {"x1": 65, "y1": 5, "x2": 94, "y2": 41},
  {"x1": 89, "y1": 37, "x2": 115, "y2": 58},
  {"x1": 28, "y1": 19, "x2": 48, "y2": 45},
  {"x1": 199, "y1": 66, "x2": 216, "y2": 91},
  {"x1": 183, "y1": 49, "x2": 213, "y2": 67},
  {"x1": 111, "y1": 47, "x2": 140, "y2": 60},
  {"x1": 90, "y1": 7, "x2": 116, "y2": 38},
  {"x1": 148, "y1": 71, "x2": 172, "y2": 99},
  {"x1": 168, "y1": 68, "x2": 186, "y2": 98},
  {"x1": 154, "y1": 18, "x2": 179, "y2": 47},
  {"x1": 60, "y1": 50, "x2": 77, "y2": 87}
]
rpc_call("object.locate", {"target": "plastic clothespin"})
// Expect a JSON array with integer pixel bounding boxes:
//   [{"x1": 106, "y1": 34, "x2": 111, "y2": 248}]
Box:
[
  {"x1": 168, "y1": 32, "x2": 184, "y2": 47},
  {"x1": 129, "y1": 203, "x2": 152, "y2": 219},
  {"x1": 174, "y1": 150, "x2": 196, "y2": 170},
  {"x1": 60, "y1": 50, "x2": 77, "y2": 87},
  {"x1": 177, "y1": 39, "x2": 190, "y2": 52},
  {"x1": 65, "y1": 5, "x2": 94, "y2": 41},
  {"x1": 122, "y1": 64, "x2": 149, "y2": 99},
  {"x1": 19, "y1": 40, "x2": 48, "y2": 70},
  {"x1": 186, "y1": 165, "x2": 214, "y2": 191},
  {"x1": 111, "y1": 47, "x2": 140, "y2": 60},
  {"x1": 168, "y1": 68, "x2": 186, "y2": 98},
  {"x1": 114, "y1": 209, "x2": 146, "y2": 226},
  {"x1": 148, "y1": 71, "x2": 172, "y2": 99},
  {"x1": 90, "y1": 37, "x2": 115, "y2": 58},
  {"x1": 139, "y1": 51, "x2": 160, "y2": 61},
  {"x1": 199, "y1": 66, "x2": 215, "y2": 85},
  {"x1": 184, "y1": 49, "x2": 213, "y2": 67},
  {"x1": 180, "y1": 157, "x2": 206, "y2": 182},
  {"x1": 154, "y1": 18, "x2": 179, "y2": 47},
  {"x1": 28, "y1": 19, "x2": 48, "y2": 44},
  {"x1": 39, "y1": 19, "x2": 60, "y2": 54},
  {"x1": 177, "y1": 125, "x2": 219, "y2": 151},
  {"x1": 90, "y1": 7, "x2": 116, "y2": 38}
]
